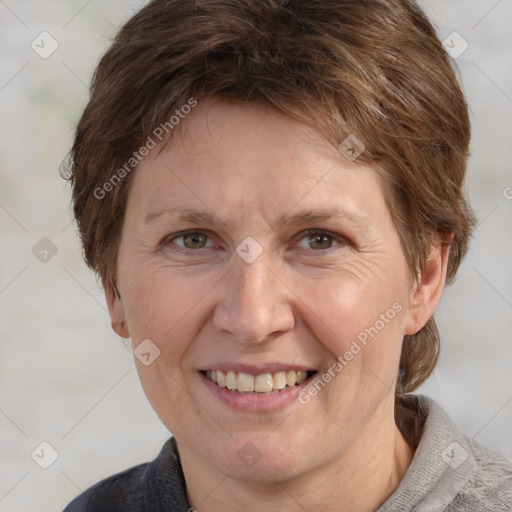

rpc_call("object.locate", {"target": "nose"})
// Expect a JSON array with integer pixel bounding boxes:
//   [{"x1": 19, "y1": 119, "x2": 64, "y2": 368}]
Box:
[{"x1": 212, "y1": 255, "x2": 295, "y2": 345}]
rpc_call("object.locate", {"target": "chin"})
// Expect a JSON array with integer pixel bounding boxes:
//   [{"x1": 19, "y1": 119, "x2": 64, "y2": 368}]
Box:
[{"x1": 208, "y1": 431, "x2": 318, "y2": 483}]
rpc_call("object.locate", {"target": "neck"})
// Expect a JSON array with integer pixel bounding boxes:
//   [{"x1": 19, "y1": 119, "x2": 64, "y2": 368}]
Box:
[{"x1": 180, "y1": 399, "x2": 414, "y2": 512}]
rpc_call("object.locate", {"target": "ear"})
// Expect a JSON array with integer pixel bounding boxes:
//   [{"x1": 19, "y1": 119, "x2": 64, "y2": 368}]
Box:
[
  {"x1": 404, "y1": 234, "x2": 453, "y2": 336},
  {"x1": 105, "y1": 284, "x2": 130, "y2": 338}
]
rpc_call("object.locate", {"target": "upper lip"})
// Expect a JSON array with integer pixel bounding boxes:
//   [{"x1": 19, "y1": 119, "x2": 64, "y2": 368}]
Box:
[{"x1": 201, "y1": 363, "x2": 318, "y2": 375}]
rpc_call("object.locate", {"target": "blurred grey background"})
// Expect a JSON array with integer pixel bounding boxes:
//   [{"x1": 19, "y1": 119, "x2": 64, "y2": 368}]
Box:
[{"x1": 0, "y1": 1, "x2": 511, "y2": 510}]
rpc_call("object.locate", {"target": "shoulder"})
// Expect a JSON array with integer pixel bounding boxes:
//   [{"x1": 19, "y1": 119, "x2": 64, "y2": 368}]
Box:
[
  {"x1": 62, "y1": 463, "x2": 148, "y2": 512},
  {"x1": 447, "y1": 439, "x2": 512, "y2": 511},
  {"x1": 415, "y1": 395, "x2": 512, "y2": 511},
  {"x1": 379, "y1": 395, "x2": 512, "y2": 512},
  {"x1": 62, "y1": 437, "x2": 190, "y2": 512}
]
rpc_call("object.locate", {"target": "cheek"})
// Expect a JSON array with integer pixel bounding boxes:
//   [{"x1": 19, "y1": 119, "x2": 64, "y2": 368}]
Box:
[
  {"x1": 294, "y1": 268, "x2": 406, "y2": 354},
  {"x1": 121, "y1": 265, "x2": 221, "y2": 436},
  {"x1": 293, "y1": 273, "x2": 407, "y2": 423},
  {"x1": 288, "y1": 263, "x2": 409, "y2": 409},
  {"x1": 121, "y1": 263, "x2": 216, "y2": 356}
]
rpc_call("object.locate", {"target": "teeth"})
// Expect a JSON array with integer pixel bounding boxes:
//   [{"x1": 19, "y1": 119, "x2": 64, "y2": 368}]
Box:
[
  {"x1": 206, "y1": 369, "x2": 312, "y2": 393},
  {"x1": 254, "y1": 373, "x2": 273, "y2": 392},
  {"x1": 296, "y1": 370, "x2": 307, "y2": 384},
  {"x1": 286, "y1": 371, "x2": 297, "y2": 387},
  {"x1": 273, "y1": 371, "x2": 287, "y2": 389},
  {"x1": 226, "y1": 371, "x2": 237, "y2": 390},
  {"x1": 237, "y1": 372, "x2": 255, "y2": 392}
]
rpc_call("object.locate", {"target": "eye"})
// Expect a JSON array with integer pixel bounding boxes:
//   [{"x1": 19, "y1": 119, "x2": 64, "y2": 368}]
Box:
[
  {"x1": 295, "y1": 231, "x2": 342, "y2": 251},
  {"x1": 168, "y1": 231, "x2": 213, "y2": 250}
]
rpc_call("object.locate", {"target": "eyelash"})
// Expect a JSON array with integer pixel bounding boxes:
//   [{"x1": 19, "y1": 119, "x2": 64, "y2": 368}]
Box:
[{"x1": 162, "y1": 229, "x2": 348, "y2": 254}]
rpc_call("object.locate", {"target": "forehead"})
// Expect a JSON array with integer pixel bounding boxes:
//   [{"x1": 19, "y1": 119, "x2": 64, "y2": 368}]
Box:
[{"x1": 127, "y1": 100, "x2": 388, "y2": 224}]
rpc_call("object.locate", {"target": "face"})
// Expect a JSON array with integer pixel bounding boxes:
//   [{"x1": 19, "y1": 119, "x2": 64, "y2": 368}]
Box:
[{"x1": 109, "y1": 100, "x2": 438, "y2": 483}]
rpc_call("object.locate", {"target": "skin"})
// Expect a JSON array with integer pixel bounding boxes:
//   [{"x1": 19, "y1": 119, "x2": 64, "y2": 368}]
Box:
[{"x1": 107, "y1": 100, "x2": 451, "y2": 512}]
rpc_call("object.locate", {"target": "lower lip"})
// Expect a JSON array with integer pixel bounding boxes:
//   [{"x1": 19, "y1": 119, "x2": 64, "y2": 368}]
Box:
[{"x1": 199, "y1": 372, "x2": 314, "y2": 413}]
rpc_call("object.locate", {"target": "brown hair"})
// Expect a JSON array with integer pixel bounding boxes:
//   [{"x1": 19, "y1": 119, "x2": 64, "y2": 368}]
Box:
[{"x1": 63, "y1": 0, "x2": 476, "y2": 410}]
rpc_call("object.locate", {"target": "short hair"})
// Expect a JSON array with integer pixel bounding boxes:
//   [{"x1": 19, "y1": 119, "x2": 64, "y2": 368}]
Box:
[{"x1": 62, "y1": 0, "x2": 476, "y2": 411}]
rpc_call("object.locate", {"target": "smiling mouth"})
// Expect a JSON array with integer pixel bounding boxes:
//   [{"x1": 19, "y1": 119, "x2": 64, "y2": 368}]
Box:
[{"x1": 201, "y1": 370, "x2": 317, "y2": 395}]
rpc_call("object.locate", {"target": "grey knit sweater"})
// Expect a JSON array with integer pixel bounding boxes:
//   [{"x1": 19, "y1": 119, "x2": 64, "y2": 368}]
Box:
[{"x1": 63, "y1": 395, "x2": 512, "y2": 511}]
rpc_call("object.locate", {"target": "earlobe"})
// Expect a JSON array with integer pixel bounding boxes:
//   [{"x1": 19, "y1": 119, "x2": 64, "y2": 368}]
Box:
[
  {"x1": 105, "y1": 284, "x2": 130, "y2": 338},
  {"x1": 404, "y1": 234, "x2": 453, "y2": 336}
]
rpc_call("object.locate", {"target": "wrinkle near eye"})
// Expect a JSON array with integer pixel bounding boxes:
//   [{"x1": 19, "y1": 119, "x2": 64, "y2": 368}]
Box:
[{"x1": 340, "y1": 249, "x2": 396, "y2": 285}]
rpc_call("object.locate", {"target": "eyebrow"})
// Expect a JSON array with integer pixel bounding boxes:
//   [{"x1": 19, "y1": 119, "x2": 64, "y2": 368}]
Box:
[
  {"x1": 274, "y1": 208, "x2": 367, "y2": 229},
  {"x1": 145, "y1": 208, "x2": 218, "y2": 225},
  {"x1": 144, "y1": 207, "x2": 367, "y2": 230}
]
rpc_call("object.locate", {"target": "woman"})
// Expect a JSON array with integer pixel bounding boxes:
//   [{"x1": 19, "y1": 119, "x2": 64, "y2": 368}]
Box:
[{"x1": 62, "y1": 0, "x2": 512, "y2": 510}]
